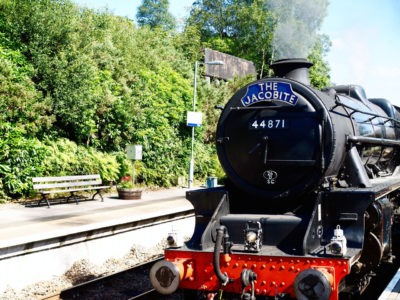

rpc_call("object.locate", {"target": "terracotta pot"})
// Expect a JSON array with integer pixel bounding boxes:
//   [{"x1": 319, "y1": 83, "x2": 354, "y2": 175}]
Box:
[{"x1": 117, "y1": 188, "x2": 142, "y2": 200}]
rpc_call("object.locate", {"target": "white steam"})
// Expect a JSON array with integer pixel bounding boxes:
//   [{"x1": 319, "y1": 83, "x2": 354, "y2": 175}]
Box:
[{"x1": 269, "y1": 0, "x2": 328, "y2": 59}]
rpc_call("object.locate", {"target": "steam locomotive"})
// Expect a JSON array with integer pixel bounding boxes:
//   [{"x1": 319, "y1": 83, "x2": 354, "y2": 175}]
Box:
[{"x1": 150, "y1": 59, "x2": 400, "y2": 299}]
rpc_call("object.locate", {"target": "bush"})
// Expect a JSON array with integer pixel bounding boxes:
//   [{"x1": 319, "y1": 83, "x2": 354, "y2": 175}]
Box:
[
  {"x1": 0, "y1": 125, "x2": 123, "y2": 200},
  {"x1": 0, "y1": 124, "x2": 48, "y2": 198}
]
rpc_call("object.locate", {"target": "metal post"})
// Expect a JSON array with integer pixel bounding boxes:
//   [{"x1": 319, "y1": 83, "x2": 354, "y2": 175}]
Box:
[
  {"x1": 188, "y1": 60, "x2": 223, "y2": 189},
  {"x1": 188, "y1": 61, "x2": 198, "y2": 189},
  {"x1": 132, "y1": 160, "x2": 136, "y2": 187}
]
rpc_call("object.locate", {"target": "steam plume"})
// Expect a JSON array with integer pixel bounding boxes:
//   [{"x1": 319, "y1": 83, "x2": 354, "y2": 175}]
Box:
[{"x1": 268, "y1": 0, "x2": 328, "y2": 59}]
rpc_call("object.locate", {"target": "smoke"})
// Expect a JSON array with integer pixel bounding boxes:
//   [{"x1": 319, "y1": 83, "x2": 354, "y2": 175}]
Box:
[{"x1": 268, "y1": 0, "x2": 328, "y2": 60}]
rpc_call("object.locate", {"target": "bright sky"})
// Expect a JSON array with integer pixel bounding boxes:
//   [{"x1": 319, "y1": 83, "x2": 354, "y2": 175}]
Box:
[
  {"x1": 73, "y1": 0, "x2": 400, "y2": 106},
  {"x1": 322, "y1": 0, "x2": 400, "y2": 106}
]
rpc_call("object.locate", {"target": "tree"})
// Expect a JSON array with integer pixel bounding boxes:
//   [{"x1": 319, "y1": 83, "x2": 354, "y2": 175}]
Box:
[
  {"x1": 231, "y1": 0, "x2": 276, "y2": 78},
  {"x1": 186, "y1": 0, "x2": 276, "y2": 76},
  {"x1": 187, "y1": 0, "x2": 234, "y2": 38},
  {"x1": 136, "y1": 0, "x2": 176, "y2": 30},
  {"x1": 0, "y1": 37, "x2": 53, "y2": 137},
  {"x1": 308, "y1": 34, "x2": 331, "y2": 89},
  {"x1": 186, "y1": 0, "x2": 330, "y2": 79}
]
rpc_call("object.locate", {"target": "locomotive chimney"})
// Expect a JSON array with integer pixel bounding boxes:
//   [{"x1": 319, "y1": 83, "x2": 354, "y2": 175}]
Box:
[{"x1": 270, "y1": 58, "x2": 313, "y2": 85}]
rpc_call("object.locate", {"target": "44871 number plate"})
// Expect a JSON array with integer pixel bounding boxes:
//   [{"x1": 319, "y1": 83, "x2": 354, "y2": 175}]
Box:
[{"x1": 249, "y1": 119, "x2": 288, "y2": 130}]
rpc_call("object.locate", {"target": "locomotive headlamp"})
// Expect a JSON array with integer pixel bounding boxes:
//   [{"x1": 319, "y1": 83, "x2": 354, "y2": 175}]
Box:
[
  {"x1": 246, "y1": 231, "x2": 257, "y2": 243},
  {"x1": 244, "y1": 221, "x2": 263, "y2": 252},
  {"x1": 167, "y1": 227, "x2": 183, "y2": 248},
  {"x1": 329, "y1": 225, "x2": 347, "y2": 256}
]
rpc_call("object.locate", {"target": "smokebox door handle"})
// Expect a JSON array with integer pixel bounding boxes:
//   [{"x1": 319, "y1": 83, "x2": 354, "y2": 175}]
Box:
[{"x1": 263, "y1": 136, "x2": 269, "y2": 165}]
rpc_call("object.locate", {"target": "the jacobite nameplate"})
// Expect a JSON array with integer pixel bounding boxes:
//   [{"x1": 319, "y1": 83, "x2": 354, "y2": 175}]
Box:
[{"x1": 241, "y1": 81, "x2": 298, "y2": 106}]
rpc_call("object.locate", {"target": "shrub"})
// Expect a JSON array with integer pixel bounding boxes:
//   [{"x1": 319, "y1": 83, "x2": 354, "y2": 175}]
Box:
[{"x1": 0, "y1": 127, "x2": 123, "y2": 200}]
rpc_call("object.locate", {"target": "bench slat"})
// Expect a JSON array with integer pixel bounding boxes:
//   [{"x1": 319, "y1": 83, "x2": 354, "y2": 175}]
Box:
[
  {"x1": 33, "y1": 179, "x2": 102, "y2": 190},
  {"x1": 32, "y1": 174, "x2": 100, "y2": 183},
  {"x1": 40, "y1": 185, "x2": 110, "y2": 194}
]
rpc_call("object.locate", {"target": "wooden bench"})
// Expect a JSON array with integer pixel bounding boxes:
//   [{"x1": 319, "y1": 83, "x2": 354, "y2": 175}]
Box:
[{"x1": 32, "y1": 174, "x2": 110, "y2": 208}]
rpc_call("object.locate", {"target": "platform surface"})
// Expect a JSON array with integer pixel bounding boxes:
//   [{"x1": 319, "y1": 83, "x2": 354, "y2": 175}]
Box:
[
  {"x1": 379, "y1": 268, "x2": 400, "y2": 299},
  {"x1": 0, "y1": 187, "x2": 194, "y2": 249}
]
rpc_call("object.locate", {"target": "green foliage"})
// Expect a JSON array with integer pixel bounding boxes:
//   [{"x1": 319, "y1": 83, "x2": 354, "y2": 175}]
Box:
[
  {"x1": 186, "y1": 0, "x2": 276, "y2": 74},
  {"x1": 0, "y1": 0, "x2": 333, "y2": 200},
  {"x1": 131, "y1": 63, "x2": 191, "y2": 186},
  {"x1": 0, "y1": 45, "x2": 54, "y2": 137},
  {"x1": 186, "y1": 0, "x2": 330, "y2": 79},
  {"x1": 118, "y1": 180, "x2": 135, "y2": 189},
  {"x1": 308, "y1": 34, "x2": 332, "y2": 89},
  {"x1": 0, "y1": 124, "x2": 48, "y2": 198},
  {"x1": 0, "y1": 126, "x2": 122, "y2": 200},
  {"x1": 231, "y1": 0, "x2": 276, "y2": 78},
  {"x1": 40, "y1": 138, "x2": 121, "y2": 183},
  {"x1": 136, "y1": 0, "x2": 176, "y2": 30}
]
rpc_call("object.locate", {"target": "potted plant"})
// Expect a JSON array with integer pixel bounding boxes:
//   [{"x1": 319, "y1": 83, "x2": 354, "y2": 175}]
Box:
[{"x1": 117, "y1": 176, "x2": 142, "y2": 200}]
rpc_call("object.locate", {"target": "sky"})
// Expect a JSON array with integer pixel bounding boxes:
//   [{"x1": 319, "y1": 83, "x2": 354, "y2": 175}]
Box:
[{"x1": 72, "y1": 0, "x2": 400, "y2": 106}]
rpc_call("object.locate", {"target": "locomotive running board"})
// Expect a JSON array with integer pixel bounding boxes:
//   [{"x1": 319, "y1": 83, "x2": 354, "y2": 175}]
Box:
[{"x1": 348, "y1": 135, "x2": 400, "y2": 147}]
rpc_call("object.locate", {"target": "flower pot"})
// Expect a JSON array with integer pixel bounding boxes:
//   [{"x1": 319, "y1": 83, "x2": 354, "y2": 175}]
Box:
[{"x1": 117, "y1": 188, "x2": 142, "y2": 200}]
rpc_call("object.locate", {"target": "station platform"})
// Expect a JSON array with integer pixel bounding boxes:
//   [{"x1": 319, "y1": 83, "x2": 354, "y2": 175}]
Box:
[
  {"x1": 0, "y1": 187, "x2": 194, "y2": 250},
  {"x1": 0, "y1": 187, "x2": 196, "y2": 293},
  {"x1": 379, "y1": 268, "x2": 400, "y2": 299}
]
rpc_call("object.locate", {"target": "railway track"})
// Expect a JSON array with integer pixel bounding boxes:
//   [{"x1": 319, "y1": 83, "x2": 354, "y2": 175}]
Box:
[{"x1": 42, "y1": 256, "x2": 182, "y2": 300}]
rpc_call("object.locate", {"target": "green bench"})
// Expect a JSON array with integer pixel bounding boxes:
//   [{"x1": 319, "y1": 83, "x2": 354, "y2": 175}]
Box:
[{"x1": 32, "y1": 174, "x2": 110, "y2": 208}]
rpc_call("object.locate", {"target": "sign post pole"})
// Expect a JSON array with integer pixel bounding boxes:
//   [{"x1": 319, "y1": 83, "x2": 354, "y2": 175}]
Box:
[
  {"x1": 126, "y1": 144, "x2": 143, "y2": 186},
  {"x1": 187, "y1": 60, "x2": 224, "y2": 188}
]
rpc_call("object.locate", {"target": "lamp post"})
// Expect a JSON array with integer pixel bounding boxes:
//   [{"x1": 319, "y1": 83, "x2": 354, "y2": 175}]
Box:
[{"x1": 188, "y1": 60, "x2": 224, "y2": 188}]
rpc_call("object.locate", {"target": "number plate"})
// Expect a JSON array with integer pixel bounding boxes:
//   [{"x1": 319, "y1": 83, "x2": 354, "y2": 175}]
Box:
[{"x1": 249, "y1": 119, "x2": 288, "y2": 130}]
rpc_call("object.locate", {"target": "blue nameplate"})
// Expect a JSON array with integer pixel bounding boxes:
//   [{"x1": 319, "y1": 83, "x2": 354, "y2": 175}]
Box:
[{"x1": 241, "y1": 81, "x2": 298, "y2": 107}]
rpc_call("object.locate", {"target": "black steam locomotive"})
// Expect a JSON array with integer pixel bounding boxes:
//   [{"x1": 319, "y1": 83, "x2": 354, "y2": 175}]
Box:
[{"x1": 150, "y1": 59, "x2": 400, "y2": 300}]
